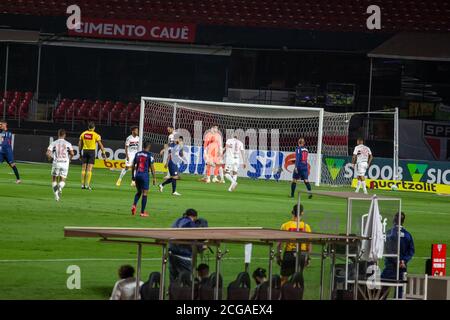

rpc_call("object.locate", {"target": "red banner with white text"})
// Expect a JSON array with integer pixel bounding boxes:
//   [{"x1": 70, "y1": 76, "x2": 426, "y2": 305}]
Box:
[
  {"x1": 68, "y1": 18, "x2": 196, "y2": 43},
  {"x1": 431, "y1": 244, "x2": 447, "y2": 276}
]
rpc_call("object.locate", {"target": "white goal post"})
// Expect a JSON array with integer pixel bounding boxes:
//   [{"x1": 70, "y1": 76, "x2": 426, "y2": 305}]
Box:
[{"x1": 139, "y1": 97, "x2": 399, "y2": 186}]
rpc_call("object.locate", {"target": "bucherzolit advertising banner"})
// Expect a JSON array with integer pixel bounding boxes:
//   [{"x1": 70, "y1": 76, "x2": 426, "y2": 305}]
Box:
[
  {"x1": 324, "y1": 155, "x2": 450, "y2": 194},
  {"x1": 11, "y1": 134, "x2": 450, "y2": 192}
]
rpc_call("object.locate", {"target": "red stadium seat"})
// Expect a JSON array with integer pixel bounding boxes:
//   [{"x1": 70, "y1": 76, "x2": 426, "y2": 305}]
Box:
[
  {"x1": 119, "y1": 109, "x2": 131, "y2": 125},
  {"x1": 111, "y1": 106, "x2": 123, "y2": 123},
  {"x1": 88, "y1": 107, "x2": 101, "y2": 122},
  {"x1": 53, "y1": 97, "x2": 144, "y2": 124},
  {"x1": 53, "y1": 107, "x2": 67, "y2": 122},
  {"x1": 7, "y1": 100, "x2": 19, "y2": 117}
]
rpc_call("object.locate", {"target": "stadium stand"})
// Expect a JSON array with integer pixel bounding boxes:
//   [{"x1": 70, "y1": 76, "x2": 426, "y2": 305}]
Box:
[
  {"x1": 0, "y1": 0, "x2": 448, "y2": 32},
  {"x1": 0, "y1": 91, "x2": 33, "y2": 120},
  {"x1": 52, "y1": 97, "x2": 139, "y2": 125}
]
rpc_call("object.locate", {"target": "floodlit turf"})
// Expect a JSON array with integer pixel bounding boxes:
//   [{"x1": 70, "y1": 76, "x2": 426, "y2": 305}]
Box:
[{"x1": 0, "y1": 163, "x2": 449, "y2": 300}]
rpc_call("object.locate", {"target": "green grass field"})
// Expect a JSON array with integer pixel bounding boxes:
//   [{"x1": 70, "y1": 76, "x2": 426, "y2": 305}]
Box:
[{"x1": 1, "y1": 163, "x2": 449, "y2": 300}]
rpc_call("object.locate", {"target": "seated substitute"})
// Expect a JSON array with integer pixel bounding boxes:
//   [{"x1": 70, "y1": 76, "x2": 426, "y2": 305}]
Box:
[
  {"x1": 250, "y1": 267, "x2": 268, "y2": 300},
  {"x1": 110, "y1": 265, "x2": 144, "y2": 300},
  {"x1": 196, "y1": 263, "x2": 210, "y2": 284}
]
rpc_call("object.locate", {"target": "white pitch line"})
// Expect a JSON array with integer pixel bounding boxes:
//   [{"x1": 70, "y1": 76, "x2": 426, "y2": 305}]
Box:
[
  {"x1": 0, "y1": 257, "x2": 269, "y2": 263},
  {"x1": 406, "y1": 211, "x2": 450, "y2": 216},
  {"x1": 0, "y1": 258, "x2": 161, "y2": 263}
]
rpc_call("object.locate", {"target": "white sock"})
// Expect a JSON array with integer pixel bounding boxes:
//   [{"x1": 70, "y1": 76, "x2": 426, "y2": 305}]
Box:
[
  {"x1": 219, "y1": 167, "x2": 224, "y2": 181},
  {"x1": 355, "y1": 180, "x2": 361, "y2": 192},
  {"x1": 232, "y1": 174, "x2": 238, "y2": 183},
  {"x1": 59, "y1": 181, "x2": 66, "y2": 191},
  {"x1": 52, "y1": 181, "x2": 58, "y2": 193},
  {"x1": 225, "y1": 173, "x2": 235, "y2": 184},
  {"x1": 362, "y1": 181, "x2": 367, "y2": 193},
  {"x1": 119, "y1": 169, "x2": 127, "y2": 180}
]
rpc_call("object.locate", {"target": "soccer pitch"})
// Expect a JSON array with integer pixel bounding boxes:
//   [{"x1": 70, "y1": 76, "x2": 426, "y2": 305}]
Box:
[{"x1": 1, "y1": 163, "x2": 449, "y2": 300}]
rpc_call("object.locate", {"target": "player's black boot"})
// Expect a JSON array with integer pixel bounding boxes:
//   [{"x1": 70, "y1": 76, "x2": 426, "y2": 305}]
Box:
[{"x1": 290, "y1": 182, "x2": 297, "y2": 198}]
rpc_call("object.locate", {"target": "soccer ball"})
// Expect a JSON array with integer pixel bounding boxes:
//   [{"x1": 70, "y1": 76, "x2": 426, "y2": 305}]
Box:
[{"x1": 391, "y1": 184, "x2": 399, "y2": 191}]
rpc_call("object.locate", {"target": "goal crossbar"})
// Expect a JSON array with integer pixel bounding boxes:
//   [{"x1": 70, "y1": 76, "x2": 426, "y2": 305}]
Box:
[{"x1": 141, "y1": 96, "x2": 325, "y2": 112}]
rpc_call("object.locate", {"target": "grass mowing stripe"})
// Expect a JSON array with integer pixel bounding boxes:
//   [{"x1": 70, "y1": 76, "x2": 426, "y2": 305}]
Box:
[{"x1": 0, "y1": 256, "x2": 444, "y2": 263}]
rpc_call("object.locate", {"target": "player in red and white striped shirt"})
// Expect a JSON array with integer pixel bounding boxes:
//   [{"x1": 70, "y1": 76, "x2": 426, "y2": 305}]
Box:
[{"x1": 352, "y1": 137, "x2": 373, "y2": 194}]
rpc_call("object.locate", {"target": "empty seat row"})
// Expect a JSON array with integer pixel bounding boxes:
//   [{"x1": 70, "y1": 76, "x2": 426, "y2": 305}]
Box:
[
  {"x1": 53, "y1": 97, "x2": 139, "y2": 125},
  {"x1": 0, "y1": 0, "x2": 448, "y2": 32},
  {"x1": 0, "y1": 91, "x2": 33, "y2": 119}
]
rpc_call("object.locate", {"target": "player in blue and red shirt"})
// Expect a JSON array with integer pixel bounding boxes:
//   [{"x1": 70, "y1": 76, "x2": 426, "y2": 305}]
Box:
[
  {"x1": 291, "y1": 137, "x2": 312, "y2": 199},
  {"x1": 159, "y1": 136, "x2": 186, "y2": 196},
  {"x1": 131, "y1": 141, "x2": 156, "y2": 217},
  {"x1": 0, "y1": 121, "x2": 21, "y2": 183}
]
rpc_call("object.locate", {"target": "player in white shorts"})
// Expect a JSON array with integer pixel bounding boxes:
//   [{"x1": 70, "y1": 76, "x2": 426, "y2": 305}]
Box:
[
  {"x1": 352, "y1": 137, "x2": 373, "y2": 194},
  {"x1": 116, "y1": 126, "x2": 140, "y2": 187},
  {"x1": 217, "y1": 154, "x2": 226, "y2": 184},
  {"x1": 160, "y1": 126, "x2": 176, "y2": 179},
  {"x1": 46, "y1": 129, "x2": 74, "y2": 201},
  {"x1": 223, "y1": 135, "x2": 246, "y2": 192}
]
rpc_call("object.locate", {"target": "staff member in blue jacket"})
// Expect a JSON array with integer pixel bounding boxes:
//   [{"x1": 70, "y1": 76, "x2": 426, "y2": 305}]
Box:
[
  {"x1": 381, "y1": 211, "x2": 415, "y2": 298},
  {"x1": 169, "y1": 209, "x2": 206, "y2": 282}
]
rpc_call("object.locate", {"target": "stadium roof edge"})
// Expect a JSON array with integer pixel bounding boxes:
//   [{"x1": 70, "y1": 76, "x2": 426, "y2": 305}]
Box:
[
  {"x1": 41, "y1": 36, "x2": 232, "y2": 56},
  {"x1": 0, "y1": 29, "x2": 40, "y2": 43},
  {"x1": 368, "y1": 32, "x2": 450, "y2": 62}
]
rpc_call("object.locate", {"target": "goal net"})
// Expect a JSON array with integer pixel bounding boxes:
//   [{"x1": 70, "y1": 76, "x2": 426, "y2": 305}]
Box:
[{"x1": 139, "y1": 97, "x2": 395, "y2": 186}]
